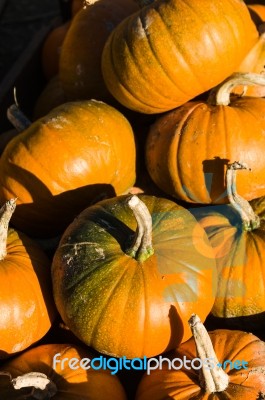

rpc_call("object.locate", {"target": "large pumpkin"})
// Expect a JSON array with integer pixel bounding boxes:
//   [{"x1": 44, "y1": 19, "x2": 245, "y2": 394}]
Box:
[
  {"x1": 146, "y1": 73, "x2": 265, "y2": 204},
  {"x1": 101, "y1": 0, "x2": 258, "y2": 114},
  {"x1": 0, "y1": 343, "x2": 127, "y2": 399},
  {"x1": 190, "y1": 161, "x2": 265, "y2": 319},
  {"x1": 136, "y1": 314, "x2": 265, "y2": 400},
  {"x1": 0, "y1": 199, "x2": 56, "y2": 359},
  {"x1": 59, "y1": 0, "x2": 139, "y2": 102},
  {"x1": 0, "y1": 100, "x2": 136, "y2": 237},
  {"x1": 52, "y1": 194, "x2": 217, "y2": 359}
]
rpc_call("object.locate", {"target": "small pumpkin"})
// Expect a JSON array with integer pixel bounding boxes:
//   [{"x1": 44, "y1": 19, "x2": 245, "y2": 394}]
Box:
[
  {"x1": 190, "y1": 161, "x2": 265, "y2": 319},
  {"x1": 59, "y1": 0, "x2": 139, "y2": 102},
  {"x1": 41, "y1": 22, "x2": 70, "y2": 81},
  {"x1": 52, "y1": 194, "x2": 217, "y2": 359},
  {"x1": 0, "y1": 100, "x2": 136, "y2": 237},
  {"x1": 248, "y1": 4, "x2": 265, "y2": 26},
  {"x1": 135, "y1": 314, "x2": 265, "y2": 400},
  {"x1": 101, "y1": 0, "x2": 258, "y2": 114},
  {"x1": 0, "y1": 343, "x2": 127, "y2": 399},
  {"x1": 0, "y1": 199, "x2": 56, "y2": 359},
  {"x1": 146, "y1": 73, "x2": 265, "y2": 204}
]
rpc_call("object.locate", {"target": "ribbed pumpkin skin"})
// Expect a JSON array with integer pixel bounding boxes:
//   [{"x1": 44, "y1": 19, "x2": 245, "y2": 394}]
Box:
[
  {"x1": 101, "y1": 0, "x2": 258, "y2": 114},
  {"x1": 191, "y1": 200, "x2": 265, "y2": 318},
  {"x1": 0, "y1": 101, "x2": 136, "y2": 237},
  {"x1": 0, "y1": 229, "x2": 56, "y2": 358},
  {"x1": 136, "y1": 330, "x2": 265, "y2": 400},
  {"x1": 52, "y1": 195, "x2": 217, "y2": 359},
  {"x1": 59, "y1": 0, "x2": 139, "y2": 102},
  {"x1": 146, "y1": 97, "x2": 265, "y2": 204},
  {"x1": 0, "y1": 344, "x2": 127, "y2": 399}
]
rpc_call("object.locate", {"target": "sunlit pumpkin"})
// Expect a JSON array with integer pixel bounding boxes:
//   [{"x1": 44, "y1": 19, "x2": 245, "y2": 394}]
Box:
[
  {"x1": 146, "y1": 73, "x2": 265, "y2": 204},
  {"x1": 136, "y1": 314, "x2": 265, "y2": 400},
  {"x1": 101, "y1": 0, "x2": 258, "y2": 113},
  {"x1": 0, "y1": 100, "x2": 136, "y2": 238},
  {"x1": 0, "y1": 199, "x2": 56, "y2": 359},
  {"x1": 52, "y1": 194, "x2": 217, "y2": 359},
  {"x1": 0, "y1": 343, "x2": 127, "y2": 399}
]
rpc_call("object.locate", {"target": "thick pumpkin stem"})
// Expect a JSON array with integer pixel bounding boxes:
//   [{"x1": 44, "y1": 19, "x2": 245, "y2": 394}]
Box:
[
  {"x1": 7, "y1": 104, "x2": 31, "y2": 132},
  {"x1": 126, "y1": 195, "x2": 154, "y2": 262},
  {"x1": 189, "y1": 314, "x2": 229, "y2": 393},
  {"x1": 226, "y1": 161, "x2": 260, "y2": 231},
  {"x1": 9, "y1": 372, "x2": 57, "y2": 399},
  {"x1": 0, "y1": 199, "x2": 16, "y2": 260},
  {"x1": 208, "y1": 72, "x2": 265, "y2": 106}
]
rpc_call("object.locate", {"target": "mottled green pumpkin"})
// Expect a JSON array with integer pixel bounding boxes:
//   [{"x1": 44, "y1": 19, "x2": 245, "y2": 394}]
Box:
[{"x1": 52, "y1": 194, "x2": 217, "y2": 359}]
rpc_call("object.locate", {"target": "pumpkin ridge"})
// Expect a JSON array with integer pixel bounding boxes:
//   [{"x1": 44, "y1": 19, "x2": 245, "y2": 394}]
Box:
[
  {"x1": 110, "y1": 13, "x2": 180, "y2": 108},
  {"x1": 138, "y1": 6, "x2": 197, "y2": 97}
]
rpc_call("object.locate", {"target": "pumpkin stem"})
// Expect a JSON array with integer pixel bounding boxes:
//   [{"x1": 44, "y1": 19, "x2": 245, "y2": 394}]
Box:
[
  {"x1": 208, "y1": 72, "x2": 265, "y2": 106},
  {"x1": 126, "y1": 195, "x2": 154, "y2": 262},
  {"x1": 9, "y1": 372, "x2": 57, "y2": 399},
  {"x1": 189, "y1": 314, "x2": 229, "y2": 393},
  {"x1": 7, "y1": 103, "x2": 31, "y2": 132},
  {"x1": 226, "y1": 161, "x2": 260, "y2": 231},
  {"x1": 0, "y1": 199, "x2": 17, "y2": 260}
]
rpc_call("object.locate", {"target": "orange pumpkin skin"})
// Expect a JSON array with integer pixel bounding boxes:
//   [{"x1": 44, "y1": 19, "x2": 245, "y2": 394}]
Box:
[
  {"x1": 71, "y1": 0, "x2": 84, "y2": 17},
  {"x1": 101, "y1": 0, "x2": 258, "y2": 114},
  {"x1": 0, "y1": 229, "x2": 56, "y2": 359},
  {"x1": 146, "y1": 96, "x2": 265, "y2": 204},
  {"x1": 59, "y1": 0, "x2": 139, "y2": 102},
  {"x1": 0, "y1": 100, "x2": 136, "y2": 238},
  {"x1": 190, "y1": 199, "x2": 265, "y2": 318},
  {"x1": 136, "y1": 329, "x2": 265, "y2": 400},
  {"x1": 0, "y1": 343, "x2": 127, "y2": 399}
]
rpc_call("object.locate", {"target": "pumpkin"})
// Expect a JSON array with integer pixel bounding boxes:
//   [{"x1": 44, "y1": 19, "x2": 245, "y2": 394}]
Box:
[
  {"x1": 135, "y1": 314, "x2": 265, "y2": 400},
  {"x1": 0, "y1": 100, "x2": 136, "y2": 238},
  {"x1": 190, "y1": 161, "x2": 265, "y2": 319},
  {"x1": 0, "y1": 343, "x2": 127, "y2": 399},
  {"x1": 71, "y1": 0, "x2": 84, "y2": 17},
  {"x1": 101, "y1": 0, "x2": 258, "y2": 114},
  {"x1": 59, "y1": 0, "x2": 139, "y2": 102},
  {"x1": 233, "y1": 29, "x2": 265, "y2": 97},
  {"x1": 52, "y1": 194, "x2": 217, "y2": 359},
  {"x1": 0, "y1": 199, "x2": 56, "y2": 359},
  {"x1": 146, "y1": 72, "x2": 265, "y2": 204},
  {"x1": 41, "y1": 22, "x2": 70, "y2": 81}
]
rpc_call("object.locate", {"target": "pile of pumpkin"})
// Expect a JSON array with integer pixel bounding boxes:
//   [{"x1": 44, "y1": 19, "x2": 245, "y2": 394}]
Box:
[{"x1": 0, "y1": 0, "x2": 265, "y2": 398}]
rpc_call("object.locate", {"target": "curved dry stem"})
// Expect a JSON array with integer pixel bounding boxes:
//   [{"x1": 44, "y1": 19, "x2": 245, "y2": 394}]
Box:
[
  {"x1": 208, "y1": 72, "x2": 265, "y2": 106},
  {"x1": 226, "y1": 161, "x2": 260, "y2": 231},
  {"x1": 189, "y1": 314, "x2": 229, "y2": 393},
  {"x1": 126, "y1": 195, "x2": 154, "y2": 262},
  {"x1": 7, "y1": 104, "x2": 31, "y2": 133}
]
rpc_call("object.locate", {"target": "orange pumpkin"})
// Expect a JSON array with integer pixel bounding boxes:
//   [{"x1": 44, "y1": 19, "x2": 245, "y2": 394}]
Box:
[
  {"x1": 146, "y1": 73, "x2": 265, "y2": 204},
  {"x1": 52, "y1": 194, "x2": 217, "y2": 359},
  {"x1": 136, "y1": 314, "x2": 265, "y2": 400},
  {"x1": 59, "y1": 0, "x2": 139, "y2": 102},
  {"x1": 33, "y1": 75, "x2": 66, "y2": 119},
  {"x1": 101, "y1": 0, "x2": 258, "y2": 114},
  {"x1": 0, "y1": 100, "x2": 136, "y2": 238},
  {"x1": 0, "y1": 199, "x2": 56, "y2": 359},
  {"x1": 190, "y1": 162, "x2": 265, "y2": 319},
  {"x1": 0, "y1": 343, "x2": 127, "y2": 399}
]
